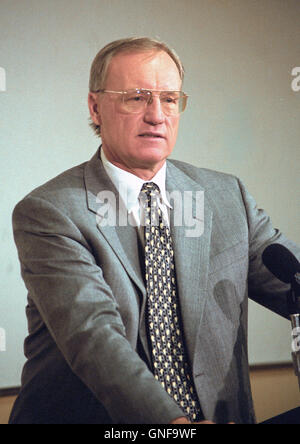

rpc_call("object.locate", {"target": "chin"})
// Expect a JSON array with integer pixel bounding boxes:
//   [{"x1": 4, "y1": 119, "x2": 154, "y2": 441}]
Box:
[
  {"x1": 139, "y1": 144, "x2": 170, "y2": 159},
  {"x1": 136, "y1": 151, "x2": 168, "y2": 168}
]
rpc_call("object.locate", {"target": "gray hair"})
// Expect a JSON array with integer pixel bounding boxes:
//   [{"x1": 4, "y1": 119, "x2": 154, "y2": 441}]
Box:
[{"x1": 89, "y1": 37, "x2": 185, "y2": 137}]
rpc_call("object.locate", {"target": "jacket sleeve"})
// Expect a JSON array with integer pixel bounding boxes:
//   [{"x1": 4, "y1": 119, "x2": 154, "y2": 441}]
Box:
[
  {"x1": 237, "y1": 179, "x2": 300, "y2": 318},
  {"x1": 13, "y1": 195, "x2": 184, "y2": 424}
]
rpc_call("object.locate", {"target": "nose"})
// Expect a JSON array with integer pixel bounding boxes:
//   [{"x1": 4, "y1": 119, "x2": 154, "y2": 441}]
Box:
[{"x1": 143, "y1": 95, "x2": 165, "y2": 125}]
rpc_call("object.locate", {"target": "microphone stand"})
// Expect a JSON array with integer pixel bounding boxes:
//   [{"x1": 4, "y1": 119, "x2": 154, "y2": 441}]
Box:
[{"x1": 288, "y1": 273, "x2": 300, "y2": 391}]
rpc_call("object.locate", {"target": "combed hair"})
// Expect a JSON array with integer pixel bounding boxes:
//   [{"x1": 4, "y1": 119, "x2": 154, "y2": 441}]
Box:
[{"x1": 89, "y1": 37, "x2": 185, "y2": 137}]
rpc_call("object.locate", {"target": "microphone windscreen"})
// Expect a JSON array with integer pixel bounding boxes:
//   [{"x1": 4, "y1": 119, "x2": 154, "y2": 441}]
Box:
[{"x1": 262, "y1": 243, "x2": 300, "y2": 284}]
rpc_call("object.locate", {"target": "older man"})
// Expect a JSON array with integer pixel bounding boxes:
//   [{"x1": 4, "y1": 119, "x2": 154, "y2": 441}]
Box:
[{"x1": 10, "y1": 37, "x2": 299, "y2": 424}]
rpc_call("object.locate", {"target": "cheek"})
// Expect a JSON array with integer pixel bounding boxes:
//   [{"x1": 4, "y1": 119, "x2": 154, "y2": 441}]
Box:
[
  {"x1": 121, "y1": 116, "x2": 143, "y2": 139},
  {"x1": 102, "y1": 115, "x2": 127, "y2": 141},
  {"x1": 168, "y1": 118, "x2": 180, "y2": 139}
]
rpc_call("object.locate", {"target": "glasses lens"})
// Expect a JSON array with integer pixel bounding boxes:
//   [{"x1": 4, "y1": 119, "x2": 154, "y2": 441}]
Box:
[
  {"x1": 160, "y1": 92, "x2": 186, "y2": 115},
  {"x1": 122, "y1": 90, "x2": 150, "y2": 112},
  {"x1": 120, "y1": 90, "x2": 187, "y2": 115}
]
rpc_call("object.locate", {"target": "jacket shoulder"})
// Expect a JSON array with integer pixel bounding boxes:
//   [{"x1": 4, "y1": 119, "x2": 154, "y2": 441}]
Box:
[
  {"x1": 167, "y1": 158, "x2": 240, "y2": 190},
  {"x1": 13, "y1": 161, "x2": 88, "y2": 218}
]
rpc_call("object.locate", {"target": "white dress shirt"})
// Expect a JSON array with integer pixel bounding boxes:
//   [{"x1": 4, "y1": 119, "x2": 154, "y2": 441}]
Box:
[{"x1": 100, "y1": 149, "x2": 172, "y2": 243}]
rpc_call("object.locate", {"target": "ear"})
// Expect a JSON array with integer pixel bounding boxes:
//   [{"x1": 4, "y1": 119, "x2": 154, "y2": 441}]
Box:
[{"x1": 88, "y1": 92, "x2": 102, "y2": 126}]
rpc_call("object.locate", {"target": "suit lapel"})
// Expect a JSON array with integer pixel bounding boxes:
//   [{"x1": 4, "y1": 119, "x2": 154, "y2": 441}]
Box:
[
  {"x1": 84, "y1": 149, "x2": 146, "y2": 298},
  {"x1": 166, "y1": 161, "x2": 213, "y2": 364}
]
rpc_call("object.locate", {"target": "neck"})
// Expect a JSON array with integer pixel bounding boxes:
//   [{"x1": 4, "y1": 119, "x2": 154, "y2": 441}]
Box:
[{"x1": 101, "y1": 146, "x2": 166, "y2": 181}]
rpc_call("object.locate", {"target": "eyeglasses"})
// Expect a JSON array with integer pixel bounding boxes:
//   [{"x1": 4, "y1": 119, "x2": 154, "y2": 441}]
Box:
[{"x1": 95, "y1": 88, "x2": 188, "y2": 116}]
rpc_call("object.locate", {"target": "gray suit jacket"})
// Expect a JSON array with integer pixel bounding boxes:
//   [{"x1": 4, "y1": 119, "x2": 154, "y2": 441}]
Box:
[{"x1": 10, "y1": 148, "x2": 299, "y2": 424}]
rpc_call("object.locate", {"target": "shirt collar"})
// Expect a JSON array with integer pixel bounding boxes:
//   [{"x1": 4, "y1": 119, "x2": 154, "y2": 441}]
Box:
[{"x1": 100, "y1": 148, "x2": 172, "y2": 214}]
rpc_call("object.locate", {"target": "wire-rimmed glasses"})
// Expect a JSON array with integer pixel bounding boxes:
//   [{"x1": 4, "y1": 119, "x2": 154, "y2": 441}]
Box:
[{"x1": 95, "y1": 88, "x2": 188, "y2": 116}]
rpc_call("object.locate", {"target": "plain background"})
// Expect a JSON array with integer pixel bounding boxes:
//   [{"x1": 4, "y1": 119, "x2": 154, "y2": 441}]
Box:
[{"x1": 0, "y1": 0, "x2": 299, "y2": 389}]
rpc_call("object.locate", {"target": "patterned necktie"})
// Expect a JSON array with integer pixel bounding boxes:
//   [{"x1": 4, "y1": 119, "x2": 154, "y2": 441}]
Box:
[{"x1": 140, "y1": 182, "x2": 202, "y2": 422}]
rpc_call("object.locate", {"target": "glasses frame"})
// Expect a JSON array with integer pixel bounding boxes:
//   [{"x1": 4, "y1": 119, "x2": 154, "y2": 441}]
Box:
[{"x1": 94, "y1": 88, "x2": 188, "y2": 115}]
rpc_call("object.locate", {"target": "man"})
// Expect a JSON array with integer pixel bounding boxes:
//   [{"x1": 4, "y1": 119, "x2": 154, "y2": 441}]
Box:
[{"x1": 10, "y1": 37, "x2": 299, "y2": 424}]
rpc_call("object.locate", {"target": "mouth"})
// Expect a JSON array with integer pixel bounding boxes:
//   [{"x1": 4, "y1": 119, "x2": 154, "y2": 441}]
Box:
[{"x1": 138, "y1": 132, "x2": 165, "y2": 139}]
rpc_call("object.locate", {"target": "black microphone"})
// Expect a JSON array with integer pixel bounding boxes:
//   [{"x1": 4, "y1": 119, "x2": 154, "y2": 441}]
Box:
[
  {"x1": 262, "y1": 243, "x2": 300, "y2": 390},
  {"x1": 262, "y1": 243, "x2": 300, "y2": 313},
  {"x1": 262, "y1": 243, "x2": 300, "y2": 285}
]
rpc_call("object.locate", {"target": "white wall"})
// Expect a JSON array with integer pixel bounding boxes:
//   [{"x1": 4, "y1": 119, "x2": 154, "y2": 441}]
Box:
[{"x1": 0, "y1": 0, "x2": 299, "y2": 388}]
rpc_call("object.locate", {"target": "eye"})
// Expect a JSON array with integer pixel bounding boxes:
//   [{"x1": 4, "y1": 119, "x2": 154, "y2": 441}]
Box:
[
  {"x1": 161, "y1": 93, "x2": 179, "y2": 104},
  {"x1": 125, "y1": 91, "x2": 148, "y2": 103},
  {"x1": 166, "y1": 97, "x2": 177, "y2": 103},
  {"x1": 132, "y1": 95, "x2": 144, "y2": 102}
]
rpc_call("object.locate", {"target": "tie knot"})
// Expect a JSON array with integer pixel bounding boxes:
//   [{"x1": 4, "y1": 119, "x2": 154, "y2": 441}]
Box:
[
  {"x1": 141, "y1": 182, "x2": 160, "y2": 197},
  {"x1": 140, "y1": 182, "x2": 161, "y2": 207}
]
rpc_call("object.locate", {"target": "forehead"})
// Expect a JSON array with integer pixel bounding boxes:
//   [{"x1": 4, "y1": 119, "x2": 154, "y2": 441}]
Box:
[{"x1": 104, "y1": 50, "x2": 182, "y2": 90}]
